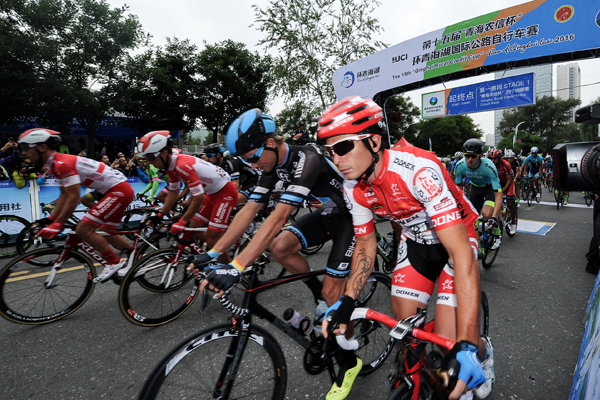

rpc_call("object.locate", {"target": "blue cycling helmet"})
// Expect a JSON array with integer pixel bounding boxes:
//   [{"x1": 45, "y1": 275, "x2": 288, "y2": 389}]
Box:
[
  {"x1": 204, "y1": 143, "x2": 226, "y2": 157},
  {"x1": 226, "y1": 109, "x2": 276, "y2": 156}
]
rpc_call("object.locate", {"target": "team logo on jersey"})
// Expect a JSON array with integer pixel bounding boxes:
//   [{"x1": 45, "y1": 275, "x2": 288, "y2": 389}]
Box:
[
  {"x1": 441, "y1": 279, "x2": 454, "y2": 291},
  {"x1": 276, "y1": 169, "x2": 291, "y2": 182},
  {"x1": 413, "y1": 167, "x2": 442, "y2": 202},
  {"x1": 393, "y1": 273, "x2": 405, "y2": 284},
  {"x1": 433, "y1": 196, "x2": 453, "y2": 211}
]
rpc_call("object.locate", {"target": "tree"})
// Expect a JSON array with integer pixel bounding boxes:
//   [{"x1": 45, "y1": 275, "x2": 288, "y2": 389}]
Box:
[
  {"x1": 410, "y1": 115, "x2": 483, "y2": 157},
  {"x1": 382, "y1": 95, "x2": 421, "y2": 146},
  {"x1": 253, "y1": 0, "x2": 386, "y2": 109},
  {"x1": 0, "y1": 0, "x2": 148, "y2": 155},
  {"x1": 195, "y1": 40, "x2": 272, "y2": 144},
  {"x1": 497, "y1": 96, "x2": 581, "y2": 153},
  {"x1": 274, "y1": 100, "x2": 322, "y2": 142},
  {"x1": 496, "y1": 131, "x2": 544, "y2": 155},
  {"x1": 114, "y1": 38, "x2": 200, "y2": 135}
]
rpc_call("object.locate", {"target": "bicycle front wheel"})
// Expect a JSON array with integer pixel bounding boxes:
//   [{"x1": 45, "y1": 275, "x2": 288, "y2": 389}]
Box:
[
  {"x1": 354, "y1": 272, "x2": 395, "y2": 375},
  {"x1": 0, "y1": 215, "x2": 29, "y2": 259},
  {"x1": 139, "y1": 323, "x2": 287, "y2": 400},
  {"x1": 482, "y1": 232, "x2": 501, "y2": 269},
  {"x1": 0, "y1": 247, "x2": 95, "y2": 324},
  {"x1": 119, "y1": 248, "x2": 197, "y2": 326}
]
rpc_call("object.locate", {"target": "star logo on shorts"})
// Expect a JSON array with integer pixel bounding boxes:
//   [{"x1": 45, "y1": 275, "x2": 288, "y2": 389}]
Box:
[
  {"x1": 442, "y1": 279, "x2": 453, "y2": 291},
  {"x1": 394, "y1": 273, "x2": 405, "y2": 284}
]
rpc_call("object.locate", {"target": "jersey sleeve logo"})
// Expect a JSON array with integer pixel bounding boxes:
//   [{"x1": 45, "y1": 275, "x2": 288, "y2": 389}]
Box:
[{"x1": 413, "y1": 167, "x2": 442, "y2": 202}]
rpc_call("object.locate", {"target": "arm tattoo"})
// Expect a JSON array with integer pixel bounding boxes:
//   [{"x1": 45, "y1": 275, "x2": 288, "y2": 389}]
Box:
[{"x1": 350, "y1": 248, "x2": 374, "y2": 299}]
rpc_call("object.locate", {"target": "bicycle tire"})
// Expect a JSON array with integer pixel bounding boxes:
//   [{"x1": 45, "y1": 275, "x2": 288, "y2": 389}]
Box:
[
  {"x1": 547, "y1": 178, "x2": 554, "y2": 192},
  {"x1": 535, "y1": 186, "x2": 541, "y2": 203},
  {"x1": 0, "y1": 247, "x2": 95, "y2": 324},
  {"x1": 133, "y1": 231, "x2": 176, "y2": 262},
  {"x1": 585, "y1": 192, "x2": 593, "y2": 207},
  {"x1": 388, "y1": 382, "x2": 412, "y2": 400},
  {"x1": 354, "y1": 272, "x2": 395, "y2": 375},
  {"x1": 0, "y1": 215, "x2": 30, "y2": 259},
  {"x1": 482, "y1": 231, "x2": 501, "y2": 269},
  {"x1": 139, "y1": 322, "x2": 287, "y2": 400},
  {"x1": 118, "y1": 248, "x2": 198, "y2": 326}
]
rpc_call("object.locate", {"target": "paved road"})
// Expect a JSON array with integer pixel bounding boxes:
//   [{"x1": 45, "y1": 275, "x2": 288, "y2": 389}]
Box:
[{"x1": 0, "y1": 192, "x2": 596, "y2": 400}]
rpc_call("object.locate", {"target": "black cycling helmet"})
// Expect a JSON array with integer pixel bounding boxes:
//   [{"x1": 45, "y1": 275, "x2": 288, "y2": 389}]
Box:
[
  {"x1": 204, "y1": 143, "x2": 225, "y2": 157},
  {"x1": 463, "y1": 138, "x2": 485, "y2": 155},
  {"x1": 226, "y1": 109, "x2": 276, "y2": 156}
]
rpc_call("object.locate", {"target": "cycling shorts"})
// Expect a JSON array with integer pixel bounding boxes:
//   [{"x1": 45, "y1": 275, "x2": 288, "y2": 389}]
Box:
[
  {"x1": 82, "y1": 182, "x2": 134, "y2": 229},
  {"x1": 528, "y1": 171, "x2": 540, "y2": 179},
  {"x1": 392, "y1": 224, "x2": 478, "y2": 307},
  {"x1": 468, "y1": 184, "x2": 496, "y2": 214},
  {"x1": 284, "y1": 209, "x2": 355, "y2": 279},
  {"x1": 500, "y1": 180, "x2": 515, "y2": 200},
  {"x1": 192, "y1": 181, "x2": 237, "y2": 232}
]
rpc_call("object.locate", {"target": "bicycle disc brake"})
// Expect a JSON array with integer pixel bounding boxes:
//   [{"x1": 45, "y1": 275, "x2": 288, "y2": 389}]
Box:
[{"x1": 303, "y1": 336, "x2": 329, "y2": 375}]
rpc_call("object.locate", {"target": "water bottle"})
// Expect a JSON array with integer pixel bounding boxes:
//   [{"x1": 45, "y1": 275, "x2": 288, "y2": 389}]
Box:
[{"x1": 283, "y1": 308, "x2": 313, "y2": 336}]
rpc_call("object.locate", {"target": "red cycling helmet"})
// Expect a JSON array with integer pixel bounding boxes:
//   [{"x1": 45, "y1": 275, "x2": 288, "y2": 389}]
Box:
[
  {"x1": 317, "y1": 96, "x2": 384, "y2": 140},
  {"x1": 488, "y1": 149, "x2": 503, "y2": 159}
]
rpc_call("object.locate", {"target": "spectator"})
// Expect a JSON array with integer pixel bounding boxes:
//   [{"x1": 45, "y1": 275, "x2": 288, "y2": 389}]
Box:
[
  {"x1": 12, "y1": 158, "x2": 37, "y2": 188},
  {"x1": 293, "y1": 123, "x2": 310, "y2": 145},
  {"x1": 113, "y1": 154, "x2": 137, "y2": 177},
  {"x1": 59, "y1": 142, "x2": 70, "y2": 154},
  {"x1": 100, "y1": 155, "x2": 110, "y2": 165},
  {"x1": 0, "y1": 139, "x2": 20, "y2": 172}
]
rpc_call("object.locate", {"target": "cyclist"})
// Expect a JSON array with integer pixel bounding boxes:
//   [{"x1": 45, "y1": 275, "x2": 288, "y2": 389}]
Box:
[
  {"x1": 454, "y1": 139, "x2": 503, "y2": 250},
  {"x1": 505, "y1": 150, "x2": 522, "y2": 206},
  {"x1": 18, "y1": 128, "x2": 134, "y2": 282},
  {"x1": 488, "y1": 149, "x2": 517, "y2": 235},
  {"x1": 521, "y1": 146, "x2": 544, "y2": 201},
  {"x1": 204, "y1": 142, "x2": 261, "y2": 204},
  {"x1": 194, "y1": 108, "x2": 360, "y2": 400},
  {"x1": 317, "y1": 97, "x2": 494, "y2": 400},
  {"x1": 135, "y1": 131, "x2": 237, "y2": 265},
  {"x1": 136, "y1": 154, "x2": 161, "y2": 204}
]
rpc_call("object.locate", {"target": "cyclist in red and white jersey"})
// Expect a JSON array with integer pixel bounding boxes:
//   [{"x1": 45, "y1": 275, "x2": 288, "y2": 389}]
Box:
[
  {"x1": 317, "y1": 97, "x2": 494, "y2": 400},
  {"x1": 136, "y1": 131, "x2": 237, "y2": 264},
  {"x1": 18, "y1": 129, "x2": 134, "y2": 282}
]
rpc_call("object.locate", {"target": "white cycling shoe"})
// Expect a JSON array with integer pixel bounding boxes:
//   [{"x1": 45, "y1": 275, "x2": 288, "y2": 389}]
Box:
[
  {"x1": 474, "y1": 336, "x2": 495, "y2": 399},
  {"x1": 94, "y1": 259, "x2": 126, "y2": 283},
  {"x1": 509, "y1": 224, "x2": 517, "y2": 235}
]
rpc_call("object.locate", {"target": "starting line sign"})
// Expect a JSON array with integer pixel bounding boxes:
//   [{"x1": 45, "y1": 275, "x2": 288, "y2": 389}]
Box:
[{"x1": 422, "y1": 72, "x2": 535, "y2": 118}]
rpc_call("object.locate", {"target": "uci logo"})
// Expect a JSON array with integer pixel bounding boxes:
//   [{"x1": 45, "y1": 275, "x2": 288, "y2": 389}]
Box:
[{"x1": 342, "y1": 71, "x2": 354, "y2": 88}]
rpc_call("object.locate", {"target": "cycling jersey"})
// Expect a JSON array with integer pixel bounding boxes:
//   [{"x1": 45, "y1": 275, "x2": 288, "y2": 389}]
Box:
[
  {"x1": 249, "y1": 144, "x2": 346, "y2": 216},
  {"x1": 453, "y1": 158, "x2": 501, "y2": 190},
  {"x1": 523, "y1": 154, "x2": 544, "y2": 176},
  {"x1": 166, "y1": 154, "x2": 230, "y2": 196},
  {"x1": 220, "y1": 156, "x2": 260, "y2": 195},
  {"x1": 495, "y1": 159, "x2": 513, "y2": 183},
  {"x1": 47, "y1": 153, "x2": 127, "y2": 193},
  {"x1": 507, "y1": 158, "x2": 521, "y2": 178},
  {"x1": 344, "y1": 146, "x2": 479, "y2": 305},
  {"x1": 248, "y1": 144, "x2": 353, "y2": 278}
]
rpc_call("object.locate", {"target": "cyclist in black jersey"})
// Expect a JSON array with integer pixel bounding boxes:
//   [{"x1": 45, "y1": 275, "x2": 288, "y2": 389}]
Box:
[
  {"x1": 205, "y1": 143, "x2": 260, "y2": 204},
  {"x1": 193, "y1": 109, "x2": 359, "y2": 399}
]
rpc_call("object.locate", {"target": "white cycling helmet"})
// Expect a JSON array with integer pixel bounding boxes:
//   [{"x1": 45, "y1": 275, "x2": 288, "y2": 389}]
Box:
[
  {"x1": 454, "y1": 151, "x2": 463, "y2": 159},
  {"x1": 18, "y1": 128, "x2": 62, "y2": 149},
  {"x1": 530, "y1": 146, "x2": 539, "y2": 154},
  {"x1": 505, "y1": 149, "x2": 515, "y2": 158},
  {"x1": 136, "y1": 131, "x2": 172, "y2": 157}
]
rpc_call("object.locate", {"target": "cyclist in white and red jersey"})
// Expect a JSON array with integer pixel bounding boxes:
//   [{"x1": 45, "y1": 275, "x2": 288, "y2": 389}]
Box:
[
  {"x1": 317, "y1": 97, "x2": 494, "y2": 400},
  {"x1": 136, "y1": 131, "x2": 237, "y2": 265},
  {"x1": 18, "y1": 129, "x2": 134, "y2": 282}
]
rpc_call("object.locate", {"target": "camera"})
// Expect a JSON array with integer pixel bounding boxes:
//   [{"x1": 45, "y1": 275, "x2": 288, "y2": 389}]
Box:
[{"x1": 553, "y1": 104, "x2": 600, "y2": 192}]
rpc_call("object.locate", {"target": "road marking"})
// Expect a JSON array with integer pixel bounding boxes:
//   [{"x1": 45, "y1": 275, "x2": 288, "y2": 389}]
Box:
[
  {"x1": 7, "y1": 265, "x2": 86, "y2": 283},
  {"x1": 534, "y1": 201, "x2": 591, "y2": 209},
  {"x1": 516, "y1": 219, "x2": 556, "y2": 236}
]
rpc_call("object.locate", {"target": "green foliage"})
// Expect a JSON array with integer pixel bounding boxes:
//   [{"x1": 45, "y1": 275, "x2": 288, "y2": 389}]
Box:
[
  {"x1": 195, "y1": 40, "x2": 272, "y2": 143},
  {"x1": 253, "y1": 0, "x2": 386, "y2": 109},
  {"x1": 383, "y1": 95, "x2": 421, "y2": 146},
  {"x1": 496, "y1": 130, "x2": 544, "y2": 155},
  {"x1": 274, "y1": 100, "x2": 321, "y2": 142},
  {"x1": 497, "y1": 96, "x2": 581, "y2": 153},
  {"x1": 408, "y1": 115, "x2": 483, "y2": 156}
]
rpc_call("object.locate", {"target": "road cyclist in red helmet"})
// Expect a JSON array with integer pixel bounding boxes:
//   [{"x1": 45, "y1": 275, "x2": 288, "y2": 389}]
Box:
[
  {"x1": 135, "y1": 131, "x2": 237, "y2": 267},
  {"x1": 18, "y1": 128, "x2": 135, "y2": 282},
  {"x1": 317, "y1": 96, "x2": 494, "y2": 400}
]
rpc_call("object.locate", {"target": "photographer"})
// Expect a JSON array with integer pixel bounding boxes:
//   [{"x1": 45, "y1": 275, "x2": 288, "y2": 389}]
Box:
[
  {"x1": 11, "y1": 158, "x2": 38, "y2": 189},
  {"x1": 112, "y1": 154, "x2": 137, "y2": 177},
  {"x1": 0, "y1": 138, "x2": 21, "y2": 172}
]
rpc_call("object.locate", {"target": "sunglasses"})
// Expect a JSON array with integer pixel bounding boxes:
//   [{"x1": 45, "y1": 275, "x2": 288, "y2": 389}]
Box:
[
  {"x1": 145, "y1": 151, "x2": 161, "y2": 162},
  {"x1": 464, "y1": 154, "x2": 479, "y2": 159},
  {"x1": 243, "y1": 145, "x2": 265, "y2": 163},
  {"x1": 325, "y1": 134, "x2": 372, "y2": 157}
]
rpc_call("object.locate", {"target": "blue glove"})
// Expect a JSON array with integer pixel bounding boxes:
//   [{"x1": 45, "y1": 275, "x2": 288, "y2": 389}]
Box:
[
  {"x1": 324, "y1": 295, "x2": 355, "y2": 327},
  {"x1": 451, "y1": 341, "x2": 486, "y2": 390},
  {"x1": 36, "y1": 176, "x2": 46, "y2": 185},
  {"x1": 205, "y1": 263, "x2": 242, "y2": 292}
]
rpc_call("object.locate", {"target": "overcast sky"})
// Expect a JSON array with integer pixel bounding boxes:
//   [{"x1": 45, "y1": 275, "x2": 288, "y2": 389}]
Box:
[{"x1": 105, "y1": 0, "x2": 600, "y2": 136}]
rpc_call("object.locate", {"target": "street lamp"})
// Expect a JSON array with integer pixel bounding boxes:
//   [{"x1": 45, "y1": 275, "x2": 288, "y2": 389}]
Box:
[{"x1": 513, "y1": 121, "x2": 526, "y2": 146}]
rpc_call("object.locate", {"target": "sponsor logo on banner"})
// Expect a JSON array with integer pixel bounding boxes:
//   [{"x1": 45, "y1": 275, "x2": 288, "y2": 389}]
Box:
[
  {"x1": 596, "y1": 10, "x2": 600, "y2": 28},
  {"x1": 342, "y1": 71, "x2": 354, "y2": 88},
  {"x1": 554, "y1": 5, "x2": 574, "y2": 23},
  {"x1": 430, "y1": 97, "x2": 438, "y2": 105},
  {"x1": 391, "y1": 54, "x2": 408, "y2": 63}
]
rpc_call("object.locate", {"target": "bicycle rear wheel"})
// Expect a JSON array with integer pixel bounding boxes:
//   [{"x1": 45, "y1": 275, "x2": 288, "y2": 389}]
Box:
[
  {"x1": 481, "y1": 231, "x2": 501, "y2": 269},
  {"x1": 139, "y1": 323, "x2": 287, "y2": 400},
  {"x1": 585, "y1": 192, "x2": 593, "y2": 207},
  {"x1": 354, "y1": 272, "x2": 395, "y2": 375},
  {"x1": 0, "y1": 247, "x2": 95, "y2": 324},
  {"x1": 118, "y1": 248, "x2": 198, "y2": 326},
  {"x1": 0, "y1": 215, "x2": 29, "y2": 259}
]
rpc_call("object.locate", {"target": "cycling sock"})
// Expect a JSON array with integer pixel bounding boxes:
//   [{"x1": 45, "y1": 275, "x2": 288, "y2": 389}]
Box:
[
  {"x1": 101, "y1": 248, "x2": 121, "y2": 265},
  {"x1": 302, "y1": 276, "x2": 324, "y2": 303},
  {"x1": 335, "y1": 349, "x2": 357, "y2": 386}
]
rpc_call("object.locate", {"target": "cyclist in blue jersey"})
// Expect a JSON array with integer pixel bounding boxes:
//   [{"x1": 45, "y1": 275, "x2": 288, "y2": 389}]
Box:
[
  {"x1": 543, "y1": 154, "x2": 553, "y2": 175},
  {"x1": 454, "y1": 138, "x2": 503, "y2": 249},
  {"x1": 521, "y1": 147, "x2": 544, "y2": 201}
]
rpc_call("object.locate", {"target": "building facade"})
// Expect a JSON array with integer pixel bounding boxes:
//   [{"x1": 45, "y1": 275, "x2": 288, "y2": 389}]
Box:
[{"x1": 556, "y1": 62, "x2": 581, "y2": 121}]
